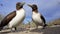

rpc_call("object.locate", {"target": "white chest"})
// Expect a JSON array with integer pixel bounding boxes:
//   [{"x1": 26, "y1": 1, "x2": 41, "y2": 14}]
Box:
[
  {"x1": 9, "y1": 9, "x2": 25, "y2": 28},
  {"x1": 16, "y1": 9, "x2": 25, "y2": 19},
  {"x1": 32, "y1": 12, "x2": 42, "y2": 23}
]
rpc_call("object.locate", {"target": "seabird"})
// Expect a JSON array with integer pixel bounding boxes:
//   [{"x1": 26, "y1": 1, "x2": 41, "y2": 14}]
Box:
[
  {"x1": 0, "y1": 2, "x2": 25, "y2": 31},
  {"x1": 28, "y1": 4, "x2": 47, "y2": 29}
]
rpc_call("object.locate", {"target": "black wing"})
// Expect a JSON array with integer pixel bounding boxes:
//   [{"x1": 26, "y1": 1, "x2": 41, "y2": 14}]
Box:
[
  {"x1": 41, "y1": 15, "x2": 46, "y2": 23},
  {"x1": 0, "y1": 11, "x2": 16, "y2": 27}
]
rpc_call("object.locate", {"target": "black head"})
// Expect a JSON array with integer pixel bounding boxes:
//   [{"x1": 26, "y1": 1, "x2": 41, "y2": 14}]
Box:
[
  {"x1": 16, "y1": 2, "x2": 25, "y2": 10},
  {"x1": 28, "y1": 4, "x2": 38, "y2": 11}
]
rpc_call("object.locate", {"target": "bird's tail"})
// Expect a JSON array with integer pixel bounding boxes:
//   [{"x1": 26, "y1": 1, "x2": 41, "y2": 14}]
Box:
[
  {"x1": 43, "y1": 24, "x2": 48, "y2": 29},
  {"x1": 0, "y1": 22, "x2": 3, "y2": 31},
  {"x1": 0, "y1": 27, "x2": 3, "y2": 31},
  {"x1": 44, "y1": 24, "x2": 48, "y2": 27}
]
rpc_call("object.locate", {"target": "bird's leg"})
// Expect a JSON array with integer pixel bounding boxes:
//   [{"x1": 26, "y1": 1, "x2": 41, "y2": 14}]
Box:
[
  {"x1": 36, "y1": 25, "x2": 38, "y2": 29},
  {"x1": 10, "y1": 28, "x2": 14, "y2": 32},
  {"x1": 10, "y1": 27, "x2": 17, "y2": 32},
  {"x1": 42, "y1": 26, "x2": 45, "y2": 29}
]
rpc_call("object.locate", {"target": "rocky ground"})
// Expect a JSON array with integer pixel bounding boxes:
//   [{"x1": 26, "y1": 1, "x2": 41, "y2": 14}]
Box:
[{"x1": 0, "y1": 25, "x2": 60, "y2": 34}]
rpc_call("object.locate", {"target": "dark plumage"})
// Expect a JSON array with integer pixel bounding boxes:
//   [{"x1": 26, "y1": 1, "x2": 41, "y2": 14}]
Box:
[{"x1": 0, "y1": 11, "x2": 16, "y2": 30}]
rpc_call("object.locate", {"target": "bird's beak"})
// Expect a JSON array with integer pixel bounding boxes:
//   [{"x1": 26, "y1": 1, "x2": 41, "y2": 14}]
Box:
[
  {"x1": 21, "y1": 2, "x2": 25, "y2": 6},
  {"x1": 28, "y1": 4, "x2": 32, "y2": 8}
]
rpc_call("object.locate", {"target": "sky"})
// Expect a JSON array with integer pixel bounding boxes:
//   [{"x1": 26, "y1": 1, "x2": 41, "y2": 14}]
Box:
[{"x1": 0, "y1": 0, "x2": 60, "y2": 24}]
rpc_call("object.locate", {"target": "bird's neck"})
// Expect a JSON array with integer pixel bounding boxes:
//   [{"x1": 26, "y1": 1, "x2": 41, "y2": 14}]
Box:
[
  {"x1": 16, "y1": 8, "x2": 25, "y2": 14},
  {"x1": 32, "y1": 9, "x2": 38, "y2": 13},
  {"x1": 16, "y1": 8, "x2": 23, "y2": 11},
  {"x1": 16, "y1": 7, "x2": 22, "y2": 10}
]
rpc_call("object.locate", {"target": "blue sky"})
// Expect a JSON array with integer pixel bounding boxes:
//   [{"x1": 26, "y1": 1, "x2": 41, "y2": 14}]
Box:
[{"x1": 0, "y1": 0, "x2": 60, "y2": 24}]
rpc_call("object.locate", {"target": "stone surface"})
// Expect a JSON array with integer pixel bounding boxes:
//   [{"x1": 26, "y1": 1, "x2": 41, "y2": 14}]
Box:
[{"x1": 0, "y1": 26, "x2": 60, "y2": 34}]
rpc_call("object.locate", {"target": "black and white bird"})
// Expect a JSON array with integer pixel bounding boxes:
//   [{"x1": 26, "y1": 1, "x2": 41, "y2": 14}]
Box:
[
  {"x1": 0, "y1": 2, "x2": 25, "y2": 31},
  {"x1": 28, "y1": 4, "x2": 47, "y2": 29}
]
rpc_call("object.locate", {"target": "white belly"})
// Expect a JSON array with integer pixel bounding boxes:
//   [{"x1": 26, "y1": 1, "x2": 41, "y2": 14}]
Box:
[
  {"x1": 32, "y1": 15, "x2": 42, "y2": 23},
  {"x1": 8, "y1": 9, "x2": 25, "y2": 28},
  {"x1": 32, "y1": 12, "x2": 43, "y2": 25}
]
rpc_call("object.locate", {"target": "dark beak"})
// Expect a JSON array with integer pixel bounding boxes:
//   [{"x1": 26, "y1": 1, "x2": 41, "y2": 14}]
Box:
[{"x1": 28, "y1": 4, "x2": 33, "y2": 8}]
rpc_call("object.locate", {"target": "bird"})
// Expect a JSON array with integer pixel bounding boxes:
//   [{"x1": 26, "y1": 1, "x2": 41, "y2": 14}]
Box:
[
  {"x1": 28, "y1": 4, "x2": 47, "y2": 29},
  {"x1": 0, "y1": 2, "x2": 25, "y2": 31}
]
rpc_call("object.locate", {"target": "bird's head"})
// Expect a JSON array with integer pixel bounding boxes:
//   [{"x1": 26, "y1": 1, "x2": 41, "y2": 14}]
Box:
[
  {"x1": 28, "y1": 4, "x2": 38, "y2": 11},
  {"x1": 16, "y1": 2, "x2": 25, "y2": 10}
]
